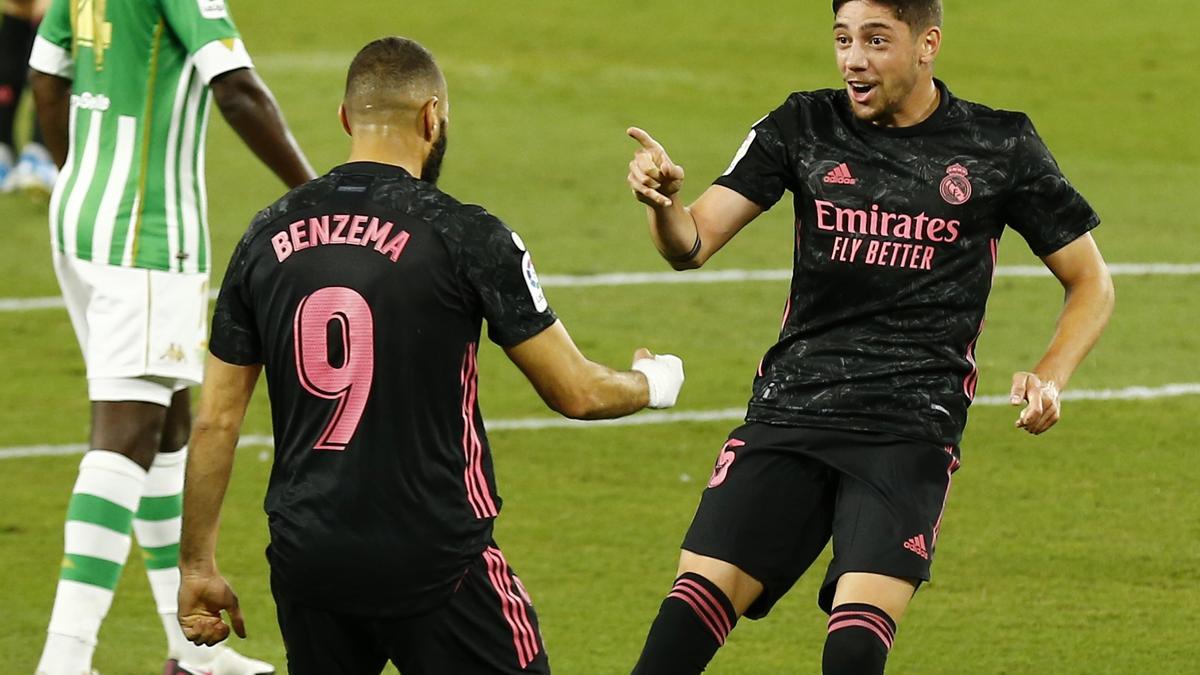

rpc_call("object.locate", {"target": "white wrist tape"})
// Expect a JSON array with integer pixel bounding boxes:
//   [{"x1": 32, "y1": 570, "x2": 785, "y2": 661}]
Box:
[{"x1": 632, "y1": 354, "x2": 685, "y2": 409}]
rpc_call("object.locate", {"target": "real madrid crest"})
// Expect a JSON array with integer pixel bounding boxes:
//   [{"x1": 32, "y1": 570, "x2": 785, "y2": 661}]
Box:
[{"x1": 940, "y1": 164, "x2": 972, "y2": 205}]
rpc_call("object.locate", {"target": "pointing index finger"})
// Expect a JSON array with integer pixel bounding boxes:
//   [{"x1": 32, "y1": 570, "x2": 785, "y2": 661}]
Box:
[{"x1": 627, "y1": 126, "x2": 664, "y2": 152}]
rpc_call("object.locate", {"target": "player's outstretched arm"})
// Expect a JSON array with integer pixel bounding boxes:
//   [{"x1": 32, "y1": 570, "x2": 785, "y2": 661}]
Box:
[
  {"x1": 1010, "y1": 233, "x2": 1114, "y2": 435},
  {"x1": 29, "y1": 70, "x2": 71, "y2": 167},
  {"x1": 504, "y1": 320, "x2": 684, "y2": 419},
  {"x1": 626, "y1": 127, "x2": 762, "y2": 270},
  {"x1": 210, "y1": 68, "x2": 316, "y2": 188},
  {"x1": 178, "y1": 355, "x2": 261, "y2": 645}
]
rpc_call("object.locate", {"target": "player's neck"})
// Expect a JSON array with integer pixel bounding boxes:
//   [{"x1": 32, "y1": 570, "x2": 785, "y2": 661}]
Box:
[
  {"x1": 346, "y1": 133, "x2": 425, "y2": 179},
  {"x1": 879, "y1": 78, "x2": 940, "y2": 128}
]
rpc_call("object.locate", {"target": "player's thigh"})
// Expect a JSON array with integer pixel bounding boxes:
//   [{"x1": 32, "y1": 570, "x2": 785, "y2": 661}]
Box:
[
  {"x1": 391, "y1": 544, "x2": 549, "y2": 675},
  {"x1": 273, "y1": 592, "x2": 388, "y2": 675},
  {"x1": 681, "y1": 424, "x2": 839, "y2": 619},
  {"x1": 818, "y1": 437, "x2": 959, "y2": 614}
]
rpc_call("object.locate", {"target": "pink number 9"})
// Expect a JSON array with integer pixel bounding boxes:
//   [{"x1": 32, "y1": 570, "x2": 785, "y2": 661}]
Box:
[{"x1": 293, "y1": 287, "x2": 375, "y2": 451}]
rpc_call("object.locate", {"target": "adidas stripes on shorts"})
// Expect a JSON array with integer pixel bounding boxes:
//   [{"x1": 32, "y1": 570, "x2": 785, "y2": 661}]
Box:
[
  {"x1": 681, "y1": 423, "x2": 961, "y2": 618},
  {"x1": 271, "y1": 542, "x2": 550, "y2": 675},
  {"x1": 53, "y1": 253, "x2": 208, "y2": 404}
]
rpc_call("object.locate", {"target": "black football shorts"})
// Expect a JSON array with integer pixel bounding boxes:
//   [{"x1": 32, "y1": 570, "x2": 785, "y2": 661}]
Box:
[
  {"x1": 681, "y1": 423, "x2": 960, "y2": 618},
  {"x1": 272, "y1": 541, "x2": 549, "y2": 675}
]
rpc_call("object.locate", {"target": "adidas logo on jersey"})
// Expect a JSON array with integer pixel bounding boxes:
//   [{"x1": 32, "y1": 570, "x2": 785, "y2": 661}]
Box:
[
  {"x1": 823, "y1": 163, "x2": 857, "y2": 185},
  {"x1": 903, "y1": 534, "x2": 930, "y2": 560}
]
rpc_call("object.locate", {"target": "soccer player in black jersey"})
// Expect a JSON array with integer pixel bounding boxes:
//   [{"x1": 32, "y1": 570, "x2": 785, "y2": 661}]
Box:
[
  {"x1": 625, "y1": 1, "x2": 1114, "y2": 673},
  {"x1": 174, "y1": 37, "x2": 685, "y2": 675}
]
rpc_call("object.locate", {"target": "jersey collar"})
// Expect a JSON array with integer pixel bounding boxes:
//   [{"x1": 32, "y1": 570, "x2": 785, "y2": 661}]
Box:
[
  {"x1": 333, "y1": 161, "x2": 416, "y2": 179},
  {"x1": 846, "y1": 78, "x2": 953, "y2": 138}
]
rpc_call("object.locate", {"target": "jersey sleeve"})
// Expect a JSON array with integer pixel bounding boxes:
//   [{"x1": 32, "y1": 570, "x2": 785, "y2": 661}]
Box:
[
  {"x1": 209, "y1": 232, "x2": 263, "y2": 365},
  {"x1": 457, "y1": 211, "x2": 558, "y2": 348},
  {"x1": 28, "y1": 0, "x2": 74, "y2": 78},
  {"x1": 1003, "y1": 116, "x2": 1100, "y2": 257},
  {"x1": 159, "y1": 0, "x2": 253, "y2": 84},
  {"x1": 712, "y1": 97, "x2": 798, "y2": 211}
]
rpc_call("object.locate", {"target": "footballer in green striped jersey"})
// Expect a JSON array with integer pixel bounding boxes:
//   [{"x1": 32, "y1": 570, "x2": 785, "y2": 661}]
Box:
[
  {"x1": 31, "y1": 0, "x2": 257, "y2": 273},
  {"x1": 28, "y1": 1, "x2": 313, "y2": 673}
]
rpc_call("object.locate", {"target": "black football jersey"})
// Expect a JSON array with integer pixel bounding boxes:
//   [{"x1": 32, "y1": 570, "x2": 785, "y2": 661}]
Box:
[
  {"x1": 715, "y1": 80, "x2": 1098, "y2": 446},
  {"x1": 209, "y1": 162, "x2": 557, "y2": 616}
]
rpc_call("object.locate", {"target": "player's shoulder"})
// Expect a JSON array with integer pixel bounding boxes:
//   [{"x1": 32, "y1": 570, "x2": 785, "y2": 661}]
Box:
[
  {"x1": 423, "y1": 189, "x2": 516, "y2": 256},
  {"x1": 943, "y1": 88, "x2": 1034, "y2": 134},
  {"x1": 766, "y1": 88, "x2": 846, "y2": 120},
  {"x1": 757, "y1": 88, "x2": 855, "y2": 138},
  {"x1": 236, "y1": 175, "x2": 338, "y2": 249}
]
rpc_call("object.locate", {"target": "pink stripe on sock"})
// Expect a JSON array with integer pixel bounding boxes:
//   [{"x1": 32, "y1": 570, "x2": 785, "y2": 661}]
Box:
[
  {"x1": 829, "y1": 610, "x2": 894, "y2": 639},
  {"x1": 675, "y1": 578, "x2": 733, "y2": 636},
  {"x1": 668, "y1": 587, "x2": 727, "y2": 646},
  {"x1": 828, "y1": 616, "x2": 893, "y2": 651}
]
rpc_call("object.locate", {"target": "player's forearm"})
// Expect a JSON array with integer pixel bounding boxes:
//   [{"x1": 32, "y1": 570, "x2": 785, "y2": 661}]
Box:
[
  {"x1": 212, "y1": 69, "x2": 316, "y2": 188},
  {"x1": 537, "y1": 360, "x2": 651, "y2": 420},
  {"x1": 647, "y1": 201, "x2": 703, "y2": 270},
  {"x1": 29, "y1": 70, "x2": 71, "y2": 167},
  {"x1": 178, "y1": 423, "x2": 239, "y2": 572},
  {"x1": 1031, "y1": 272, "x2": 1115, "y2": 390}
]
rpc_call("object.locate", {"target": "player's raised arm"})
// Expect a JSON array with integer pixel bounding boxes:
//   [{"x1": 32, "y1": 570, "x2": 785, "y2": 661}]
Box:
[
  {"x1": 1010, "y1": 233, "x2": 1114, "y2": 435},
  {"x1": 211, "y1": 68, "x2": 316, "y2": 188},
  {"x1": 505, "y1": 321, "x2": 684, "y2": 419},
  {"x1": 627, "y1": 127, "x2": 763, "y2": 270}
]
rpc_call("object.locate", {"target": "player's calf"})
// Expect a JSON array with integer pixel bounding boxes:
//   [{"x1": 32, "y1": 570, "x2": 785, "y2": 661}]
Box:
[
  {"x1": 631, "y1": 572, "x2": 739, "y2": 675},
  {"x1": 822, "y1": 603, "x2": 897, "y2": 675}
]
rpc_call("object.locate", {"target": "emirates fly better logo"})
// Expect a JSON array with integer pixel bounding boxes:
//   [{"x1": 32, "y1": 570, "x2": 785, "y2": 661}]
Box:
[{"x1": 940, "y1": 164, "x2": 972, "y2": 205}]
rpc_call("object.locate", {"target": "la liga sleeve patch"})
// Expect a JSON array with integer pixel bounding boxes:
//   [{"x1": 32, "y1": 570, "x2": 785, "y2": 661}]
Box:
[{"x1": 521, "y1": 251, "x2": 548, "y2": 313}]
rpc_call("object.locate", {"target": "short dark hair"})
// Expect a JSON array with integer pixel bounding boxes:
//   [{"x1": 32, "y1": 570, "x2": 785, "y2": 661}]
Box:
[
  {"x1": 832, "y1": 0, "x2": 942, "y2": 30},
  {"x1": 344, "y1": 37, "x2": 445, "y2": 113}
]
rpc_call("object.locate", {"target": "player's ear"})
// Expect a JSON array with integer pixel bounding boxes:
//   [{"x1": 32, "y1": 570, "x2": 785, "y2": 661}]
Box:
[
  {"x1": 339, "y1": 103, "x2": 352, "y2": 137},
  {"x1": 919, "y1": 25, "x2": 941, "y2": 65},
  {"x1": 421, "y1": 97, "x2": 440, "y2": 143}
]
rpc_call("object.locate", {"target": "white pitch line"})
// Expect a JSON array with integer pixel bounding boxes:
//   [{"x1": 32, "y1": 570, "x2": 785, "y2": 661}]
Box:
[
  {"x1": 2, "y1": 383, "x2": 1197, "y2": 461},
  {"x1": 2, "y1": 263, "x2": 1198, "y2": 313}
]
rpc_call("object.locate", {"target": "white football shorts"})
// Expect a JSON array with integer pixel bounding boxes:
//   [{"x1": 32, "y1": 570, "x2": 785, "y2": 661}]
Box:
[{"x1": 53, "y1": 252, "x2": 209, "y2": 405}]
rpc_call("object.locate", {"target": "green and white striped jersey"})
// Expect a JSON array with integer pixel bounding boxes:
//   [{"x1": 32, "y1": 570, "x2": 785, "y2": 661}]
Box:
[{"x1": 30, "y1": 0, "x2": 253, "y2": 273}]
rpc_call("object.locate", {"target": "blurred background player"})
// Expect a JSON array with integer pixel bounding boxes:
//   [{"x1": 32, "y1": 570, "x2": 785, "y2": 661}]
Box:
[
  {"x1": 176, "y1": 37, "x2": 684, "y2": 675},
  {"x1": 28, "y1": 0, "x2": 314, "y2": 673},
  {"x1": 0, "y1": 0, "x2": 56, "y2": 194},
  {"x1": 623, "y1": 0, "x2": 1114, "y2": 673}
]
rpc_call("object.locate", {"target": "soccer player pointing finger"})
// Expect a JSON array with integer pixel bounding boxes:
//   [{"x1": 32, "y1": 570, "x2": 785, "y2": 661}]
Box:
[
  {"x1": 627, "y1": 1, "x2": 1114, "y2": 674},
  {"x1": 179, "y1": 37, "x2": 684, "y2": 675}
]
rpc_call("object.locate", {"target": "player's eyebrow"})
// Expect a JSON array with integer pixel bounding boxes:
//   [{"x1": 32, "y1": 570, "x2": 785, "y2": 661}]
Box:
[{"x1": 833, "y1": 20, "x2": 897, "y2": 32}]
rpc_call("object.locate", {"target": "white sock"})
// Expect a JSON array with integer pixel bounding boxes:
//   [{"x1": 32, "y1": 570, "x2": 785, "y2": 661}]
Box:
[
  {"x1": 37, "y1": 633, "x2": 96, "y2": 675},
  {"x1": 133, "y1": 448, "x2": 227, "y2": 664},
  {"x1": 37, "y1": 450, "x2": 147, "y2": 675}
]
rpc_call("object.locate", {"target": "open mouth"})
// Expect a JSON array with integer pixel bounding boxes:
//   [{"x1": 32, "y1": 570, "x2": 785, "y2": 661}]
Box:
[{"x1": 847, "y1": 81, "x2": 876, "y2": 103}]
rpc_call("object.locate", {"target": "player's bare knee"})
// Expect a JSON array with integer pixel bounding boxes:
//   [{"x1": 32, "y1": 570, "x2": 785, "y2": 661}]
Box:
[
  {"x1": 90, "y1": 401, "x2": 169, "y2": 470},
  {"x1": 677, "y1": 550, "x2": 762, "y2": 616},
  {"x1": 830, "y1": 572, "x2": 918, "y2": 624}
]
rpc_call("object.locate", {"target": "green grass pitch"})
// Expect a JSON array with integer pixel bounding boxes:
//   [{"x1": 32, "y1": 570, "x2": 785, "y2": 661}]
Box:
[{"x1": 2, "y1": 1, "x2": 1198, "y2": 672}]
